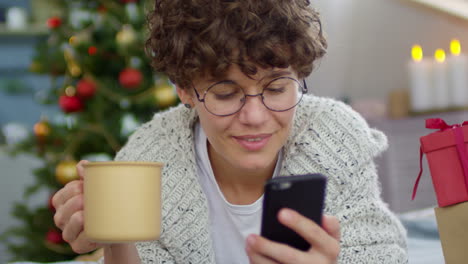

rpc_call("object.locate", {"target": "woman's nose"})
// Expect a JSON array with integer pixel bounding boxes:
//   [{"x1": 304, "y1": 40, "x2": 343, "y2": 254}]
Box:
[{"x1": 237, "y1": 94, "x2": 269, "y2": 126}]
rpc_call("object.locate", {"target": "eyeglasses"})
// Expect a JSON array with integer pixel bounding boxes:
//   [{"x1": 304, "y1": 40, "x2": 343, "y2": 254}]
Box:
[{"x1": 193, "y1": 77, "x2": 308, "y2": 117}]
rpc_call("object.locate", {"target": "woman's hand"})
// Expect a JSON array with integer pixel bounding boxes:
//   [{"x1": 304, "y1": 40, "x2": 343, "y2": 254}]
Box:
[
  {"x1": 52, "y1": 160, "x2": 101, "y2": 254},
  {"x1": 246, "y1": 208, "x2": 341, "y2": 264}
]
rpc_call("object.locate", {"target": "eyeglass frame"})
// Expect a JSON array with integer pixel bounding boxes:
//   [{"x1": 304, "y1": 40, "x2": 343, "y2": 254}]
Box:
[{"x1": 192, "y1": 77, "x2": 308, "y2": 117}]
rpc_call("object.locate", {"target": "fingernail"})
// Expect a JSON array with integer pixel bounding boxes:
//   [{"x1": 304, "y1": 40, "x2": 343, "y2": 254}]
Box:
[
  {"x1": 280, "y1": 209, "x2": 293, "y2": 222},
  {"x1": 247, "y1": 235, "x2": 256, "y2": 247}
]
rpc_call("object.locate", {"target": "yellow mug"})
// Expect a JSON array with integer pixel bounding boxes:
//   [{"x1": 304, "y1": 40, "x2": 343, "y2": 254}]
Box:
[{"x1": 83, "y1": 161, "x2": 163, "y2": 243}]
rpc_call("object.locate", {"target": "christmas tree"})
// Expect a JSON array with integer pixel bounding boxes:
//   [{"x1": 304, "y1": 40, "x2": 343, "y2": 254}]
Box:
[{"x1": 0, "y1": 0, "x2": 178, "y2": 261}]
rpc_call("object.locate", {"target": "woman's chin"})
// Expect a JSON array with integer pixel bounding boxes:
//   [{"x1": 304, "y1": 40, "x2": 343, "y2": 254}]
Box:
[{"x1": 236, "y1": 157, "x2": 275, "y2": 172}]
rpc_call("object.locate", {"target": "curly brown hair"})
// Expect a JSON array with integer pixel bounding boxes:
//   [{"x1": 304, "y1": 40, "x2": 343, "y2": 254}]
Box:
[{"x1": 146, "y1": 0, "x2": 327, "y2": 88}]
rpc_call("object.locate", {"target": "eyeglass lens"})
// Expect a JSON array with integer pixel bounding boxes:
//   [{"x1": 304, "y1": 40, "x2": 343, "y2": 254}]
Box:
[{"x1": 203, "y1": 77, "x2": 303, "y2": 116}]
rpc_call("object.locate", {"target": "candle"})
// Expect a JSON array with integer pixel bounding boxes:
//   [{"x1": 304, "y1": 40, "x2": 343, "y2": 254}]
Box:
[
  {"x1": 408, "y1": 45, "x2": 433, "y2": 112},
  {"x1": 432, "y1": 49, "x2": 449, "y2": 110},
  {"x1": 448, "y1": 39, "x2": 468, "y2": 108}
]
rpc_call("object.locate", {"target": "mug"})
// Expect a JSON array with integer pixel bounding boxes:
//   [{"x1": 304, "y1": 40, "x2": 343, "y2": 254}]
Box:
[{"x1": 83, "y1": 161, "x2": 163, "y2": 243}]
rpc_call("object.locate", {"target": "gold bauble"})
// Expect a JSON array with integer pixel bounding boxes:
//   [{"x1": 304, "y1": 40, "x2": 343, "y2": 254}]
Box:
[
  {"x1": 154, "y1": 84, "x2": 177, "y2": 108},
  {"x1": 64, "y1": 85, "x2": 76, "y2": 96},
  {"x1": 64, "y1": 48, "x2": 82, "y2": 77},
  {"x1": 69, "y1": 31, "x2": 91, "y2": 47},
  {"x1": 69, "y1": 36, "x2": 78, "y2": 45},
  {"x1": 33, "y1": 120, "x2": 51, "y2": 138},
  {"x1": 55, "y1": 160, "x2": 79, "y2": 185},
  {"x1": 29, "y1": 61, "x2": 43, "y2": 73},
  {"x1": 116, "y1": 24, "x2": 137, "y2": 47},
  {"x1": 69, "y1": 65, "x2": 82, "y2": 77}
]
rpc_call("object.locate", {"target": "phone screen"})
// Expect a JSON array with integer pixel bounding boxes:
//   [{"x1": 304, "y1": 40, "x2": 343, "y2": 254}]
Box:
[{"x1": 260, "y1": 173, "x2": 326, "y2": 251}]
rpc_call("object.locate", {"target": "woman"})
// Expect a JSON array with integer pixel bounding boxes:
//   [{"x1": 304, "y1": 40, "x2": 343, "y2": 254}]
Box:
[{"x1": 52, "y1": 0, "x2": 408, "y2": 263}]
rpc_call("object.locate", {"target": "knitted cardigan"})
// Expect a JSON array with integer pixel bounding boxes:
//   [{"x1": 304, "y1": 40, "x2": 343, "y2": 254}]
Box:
[{"x1": 100, "y1": 95, "x2": 408, "y2": 263}]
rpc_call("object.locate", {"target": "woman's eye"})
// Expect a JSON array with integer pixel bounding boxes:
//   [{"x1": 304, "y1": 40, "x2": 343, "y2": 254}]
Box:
[
  {"x1": 214, "y1": 92, "x2": 237, "y2": 100},
  {"x1": 265, "y1": 87, "x2": 285, "y2": 94},
  {"x1": 210, "y1": 84, "x2": 242, "y2": 100}
]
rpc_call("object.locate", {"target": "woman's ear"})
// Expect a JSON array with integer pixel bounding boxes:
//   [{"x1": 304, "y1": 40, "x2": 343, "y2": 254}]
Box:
[{"x1": 176, "y1": 86, "x2": 194, "y2": 108}]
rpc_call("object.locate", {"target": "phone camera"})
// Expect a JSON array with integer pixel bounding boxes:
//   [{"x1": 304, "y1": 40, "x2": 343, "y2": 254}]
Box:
[{"x1": 274, "y1": 182, "x2": 292, "y2": 190}]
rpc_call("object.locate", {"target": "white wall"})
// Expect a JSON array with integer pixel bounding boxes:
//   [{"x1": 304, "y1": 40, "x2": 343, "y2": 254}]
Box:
[
  {"x1": 308, "y1": 0, "x2": 468, "y2": 102},
  {"x1": 307, "y1": 1, "x2": 355, "y2": 99}
]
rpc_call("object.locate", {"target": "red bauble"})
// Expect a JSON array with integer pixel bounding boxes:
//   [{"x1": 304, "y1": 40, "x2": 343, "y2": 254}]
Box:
[
  {"x1": 46, "y1": 229, "x2": 64, "y2": 244},
  {"x1": 88, "y1": 46, "x2": 98, "y2": 56},
  {"x1": 59, "y1": 95, "x2": 84, "y2": 113},
  {"x1": 47, "y1": 16, "x2": 62, "y2": 29},
  {"x1": 119, "y1": 68, "x2": 143, "y2": 89},
  {"x1": 77, "y1": 79, "x2": 97, "y2": 98}
]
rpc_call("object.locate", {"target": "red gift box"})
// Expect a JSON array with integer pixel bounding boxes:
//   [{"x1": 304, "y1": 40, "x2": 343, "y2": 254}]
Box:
[{"x1": 412, "y1": 118, "x2": 468, "y2": 207}]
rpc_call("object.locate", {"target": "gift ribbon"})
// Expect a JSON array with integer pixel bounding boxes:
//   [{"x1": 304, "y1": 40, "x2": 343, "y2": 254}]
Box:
[{"x1": 412, "y1": 118, "x2": 468, "y2": 200}]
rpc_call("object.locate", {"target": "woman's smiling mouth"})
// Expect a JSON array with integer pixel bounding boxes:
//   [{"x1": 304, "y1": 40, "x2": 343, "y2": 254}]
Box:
[{"x1": 233, "y1": 134, "x2": 272, "y2": 151}]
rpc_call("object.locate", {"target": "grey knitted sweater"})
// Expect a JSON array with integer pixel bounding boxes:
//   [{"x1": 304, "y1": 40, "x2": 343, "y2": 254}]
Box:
[{"x1": 106, "y1": 95, "x2": 407, "y2": 263}]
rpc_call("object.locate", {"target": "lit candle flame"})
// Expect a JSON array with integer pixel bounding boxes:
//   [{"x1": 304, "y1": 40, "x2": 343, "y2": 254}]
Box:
[
  {"x1": 412, "y1": 45, "x2": 423, "y2": 62},
  {"x1": 435, "y1": 49, "x2": 446, "y2": 63},
  {"x1": 450, "y1": 39, "x2": 461, "y2": 56}
]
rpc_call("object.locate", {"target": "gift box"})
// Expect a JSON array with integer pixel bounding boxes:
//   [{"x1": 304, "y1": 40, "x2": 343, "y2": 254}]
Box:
[
  {"x1": 412, "y1": 118, "x2": 468, "y2": 207},
  {"x1": 435, "y1": 202, "x2": 468, "y2": 264}
]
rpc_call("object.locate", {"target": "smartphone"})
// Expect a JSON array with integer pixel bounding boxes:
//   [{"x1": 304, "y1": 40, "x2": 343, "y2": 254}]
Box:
[{"x1": 260, "y1": 173, "x2": 327, "y2": 251}]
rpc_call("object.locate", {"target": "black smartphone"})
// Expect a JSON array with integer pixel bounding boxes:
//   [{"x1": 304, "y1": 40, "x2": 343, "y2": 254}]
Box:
[{"x1": 260, "y1": 173, "x2": 327, "y2": 251}]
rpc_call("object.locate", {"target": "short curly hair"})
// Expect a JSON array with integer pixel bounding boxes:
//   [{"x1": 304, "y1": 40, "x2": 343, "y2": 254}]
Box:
[{"x1": 146, "y1": 0, "x2": 327, "y2": 88}]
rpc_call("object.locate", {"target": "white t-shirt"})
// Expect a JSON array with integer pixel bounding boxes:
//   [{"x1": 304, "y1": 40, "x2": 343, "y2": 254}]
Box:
[{"x1": 194, "y1": 122, "x2": 283, "y2": 264}]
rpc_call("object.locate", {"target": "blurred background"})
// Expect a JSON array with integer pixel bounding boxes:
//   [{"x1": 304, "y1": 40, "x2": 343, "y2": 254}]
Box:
[
  {"x1": 311, "y1": 0, "x2": 468, "y2": 101},
  {"x1": 1, "y1": 0, "x2": 467, "y2": 263}
]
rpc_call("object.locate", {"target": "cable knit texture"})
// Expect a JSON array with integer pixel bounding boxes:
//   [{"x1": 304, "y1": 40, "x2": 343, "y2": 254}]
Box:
[{"x1": 97, "y1": 95, "x2": 408, "y2": 263}]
